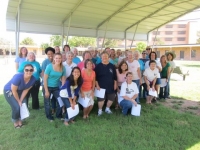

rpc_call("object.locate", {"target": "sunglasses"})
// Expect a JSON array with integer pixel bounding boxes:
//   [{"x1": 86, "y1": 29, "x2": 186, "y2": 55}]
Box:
[
  {"x1": 146, "y1": 48, "x2": 151, "y2": 50},
  {"x1": 142, "y1": 53, "x2": 146, "y2": 54},
  {"x1": 25, "y1": 69, "x2": 34, "y2": 72}
]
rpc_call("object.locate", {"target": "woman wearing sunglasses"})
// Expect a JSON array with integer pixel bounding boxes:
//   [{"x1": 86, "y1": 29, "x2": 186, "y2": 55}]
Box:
[
  {"x1": 4, "y1": 64, "x2": 36, "y2": 128},
  {"x1": 18, "y1": 52, "x2": 42, "y2": 110}
]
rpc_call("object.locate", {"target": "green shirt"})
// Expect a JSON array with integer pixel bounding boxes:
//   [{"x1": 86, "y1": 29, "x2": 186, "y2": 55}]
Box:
[{"x1": 160, "y1": 63, "x2": 170, "y2": 78}]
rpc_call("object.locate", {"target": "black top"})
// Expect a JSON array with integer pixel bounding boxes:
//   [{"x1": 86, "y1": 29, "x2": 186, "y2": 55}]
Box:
[{"x1": 95, "y1": 62, "x2": 117, "y2": 94}]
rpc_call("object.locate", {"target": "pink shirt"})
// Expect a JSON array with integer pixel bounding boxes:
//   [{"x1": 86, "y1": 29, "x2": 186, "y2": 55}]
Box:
[
  {"x1": 126, "y1": 60, "x2": 140, "y2": 80},
  {"x1": 78, "y1": 61, "x2": 95, "y2": 71},
  {"x1": 81, "y1": 69, "x2": 96, "y2": 91},
  {"x1": 116, "y1": 69, "x2": 128, "y2": 86}
]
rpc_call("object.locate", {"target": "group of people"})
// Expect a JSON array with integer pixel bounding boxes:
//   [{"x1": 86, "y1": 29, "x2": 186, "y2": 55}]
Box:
[{"x1": 3, "y1": 45, "x2": 176, "y2": 128}]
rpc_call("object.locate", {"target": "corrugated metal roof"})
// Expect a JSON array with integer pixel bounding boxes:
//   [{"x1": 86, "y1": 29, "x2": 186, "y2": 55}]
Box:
[{"x1": 6, "y1": 0, "x2": 200, "y2": 40}]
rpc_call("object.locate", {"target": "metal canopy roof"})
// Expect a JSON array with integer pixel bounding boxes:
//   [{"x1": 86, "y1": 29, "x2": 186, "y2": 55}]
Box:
[{"x1": 6, "y1": 0, "x2": 200, "y2": 41}]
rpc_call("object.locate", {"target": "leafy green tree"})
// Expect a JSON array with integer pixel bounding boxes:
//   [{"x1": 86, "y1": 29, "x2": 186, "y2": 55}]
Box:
[
  {"x1": 103, "y1": 39, "x2": 118, "y2": 48},
  {"x1": 50, "y1": 35, "x2": 64, "y2": 47},
  {"x1": 136, "y1": 42, "x2": 147, "y2": 53},
  {"x1": 68, "y1": 36, "x2": 96, "y2": 47},
  {"x1": 40, "y1": 43, "x2": 50, "y2": 50},
  {"x1": 197, "y1": 31, "x2": 200, "y2": 44},
  {"x1": 20, "y1": 37, "x2": 35, "y2": 45}
]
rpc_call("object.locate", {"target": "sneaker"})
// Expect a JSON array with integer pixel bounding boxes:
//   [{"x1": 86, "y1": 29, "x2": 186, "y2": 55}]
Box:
[
  {"x1": 98, "y1": 110, "x2": 103, "y2": 116},
  {"x1": 105, "y1": 108, "x2": 112, "y2": 114}
]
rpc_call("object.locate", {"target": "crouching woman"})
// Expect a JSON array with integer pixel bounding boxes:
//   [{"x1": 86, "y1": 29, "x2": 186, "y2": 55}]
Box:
[
  {"x1": 4, "y1": 64, "x2": 36, "y2": 128},
  {"x1": 60, "y1": 67, "x2": 83, "y2": 126},
  {"x1": 119, "y1": 72, "x2": 138, "y2": 115}
]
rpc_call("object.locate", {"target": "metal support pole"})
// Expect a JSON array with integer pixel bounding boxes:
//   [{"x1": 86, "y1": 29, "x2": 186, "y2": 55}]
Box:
[
  {"x1": 147, "y1": 32, "x2": 149, "y2": 46},
  {"x1": 152, "y1": 28, "x2": 158, "y2": 50},
  {"x1": 61, "y1": 23, "x2": 64, "y2": 48},
  {"x1": 15, "y1": 5, "x2": 20, "y2": 57},
  {"x1": 124, "y1": 31, "x2": 127, "y2": 50},
  {"x1": 96, "y1": 30, "x2": 99, "y2": 49},
  {"x1": 130, "y1": 23, "x2": 138, "y2": 50},
  {"x1": 15, "y1": 15, "x2": 18, "y2": 57},
  {"x1": 66, "y1": 13, "x2": 72, "y2": 44},
  {"x1": 101, "y1": 21, "x2": 109, "y2": 50}
]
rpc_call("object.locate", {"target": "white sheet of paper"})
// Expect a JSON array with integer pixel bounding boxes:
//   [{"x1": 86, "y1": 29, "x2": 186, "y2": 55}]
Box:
[
  {"x1": 160, "y1": 79, "x2": 167, "y2": 87},
  {"x1": 67, "y1": 104, "x2": 79, "y2": 119},
  {"x1": 50, "y1": 94, "x2": 53, "y2": 99},
  {"x1": 94, "y1": 88, "x2": 106, "y2": 98},
  {"x1": 78, "y1": 96, "x2": 90, "y2": 108},
  {"x1": 131, "y1": 104, "x2": 141, "y2": 116},
  {"x1": 149, "y1": 88, "x2": 157, "y2": 97},
  {"x1": 20, "y1": 103, "x2": 30, "y2": 120},
  {"x1": 57, "y1": 97, "x2": 64, "y2": 107}
]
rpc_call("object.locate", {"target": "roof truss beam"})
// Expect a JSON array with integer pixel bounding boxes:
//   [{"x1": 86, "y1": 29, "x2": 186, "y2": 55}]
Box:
[
  {"x1": 96, "y1": 0, "x2": 135, "y2": 30},
  {"x1": 125, "y1": 0, "x2": 178, "y2": 32},
  {"x1": 62, "y1": 0, "x2": 84, "y2": 24}
]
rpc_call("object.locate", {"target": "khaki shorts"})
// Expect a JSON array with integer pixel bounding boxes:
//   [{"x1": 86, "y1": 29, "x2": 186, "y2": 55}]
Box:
[
  {"x1": 97, "y1": 93, "x2": 116, "y2": 102},
  {"x1": 82, "y1": 90, "x2": 94, "y2": 107}
]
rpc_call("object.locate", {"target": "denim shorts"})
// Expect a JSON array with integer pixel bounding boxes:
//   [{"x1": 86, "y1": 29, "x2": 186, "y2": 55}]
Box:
[{"x1": 156, "y1": 78, "x2": 161, "y2": 85}]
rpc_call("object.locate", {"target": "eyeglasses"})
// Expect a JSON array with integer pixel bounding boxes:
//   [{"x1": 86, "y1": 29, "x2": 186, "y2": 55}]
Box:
[
  {"x1": 146, "y1": 48, "x2": 151, "y2": 50},
  {"x1": 25, "y1": 69, "x2": 34, "y2": 72},
  {"x1": 142, "y1": 53, "x2": 146, "y2": 54}
]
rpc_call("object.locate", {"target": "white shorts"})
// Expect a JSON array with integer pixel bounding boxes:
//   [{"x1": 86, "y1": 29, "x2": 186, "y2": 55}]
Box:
[{"x1": 82, "y1": 90, "x2": 94, "y2": 107}]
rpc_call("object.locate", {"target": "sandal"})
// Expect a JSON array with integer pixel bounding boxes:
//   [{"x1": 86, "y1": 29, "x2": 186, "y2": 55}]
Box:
[{"x1": 14, "y1": 125, "x2": 20, "y2": 129}]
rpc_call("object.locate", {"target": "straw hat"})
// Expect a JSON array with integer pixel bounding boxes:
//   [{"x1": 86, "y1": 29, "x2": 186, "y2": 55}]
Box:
[{"x1": 165, "y1": 51, "x2": 176, "y2": 59}]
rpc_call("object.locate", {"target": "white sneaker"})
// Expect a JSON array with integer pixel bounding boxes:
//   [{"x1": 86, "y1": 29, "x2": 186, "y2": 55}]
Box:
[
  {"x1": 105, "y1": 108, "x2": 112, "y2": 114},
  {"x1": 98, "y1": 110, "x2": 103, "y2": 116}
]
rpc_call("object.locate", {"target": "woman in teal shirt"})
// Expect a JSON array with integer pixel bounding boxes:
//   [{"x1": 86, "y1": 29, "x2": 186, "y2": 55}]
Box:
[
  {"x1": 18, "y1": 52, "x2": 41, "y2": 109},
  {"x1": 43, "y1": 53, "x2": 66, "y2": 121}
]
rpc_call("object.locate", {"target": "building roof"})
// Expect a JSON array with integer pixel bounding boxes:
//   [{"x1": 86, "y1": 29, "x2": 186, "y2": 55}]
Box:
[{"x1": 6, "y1": 0, "x2": 200, "y2": 40}]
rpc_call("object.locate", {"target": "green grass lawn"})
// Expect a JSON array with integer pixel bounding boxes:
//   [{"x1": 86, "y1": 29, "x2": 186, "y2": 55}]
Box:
[
  {"x1": 0, "y1": 60, "x2": 200, "y2": 150},
  {"x1": 0, "y1": 95, "x2": 200, "y2": 150}
]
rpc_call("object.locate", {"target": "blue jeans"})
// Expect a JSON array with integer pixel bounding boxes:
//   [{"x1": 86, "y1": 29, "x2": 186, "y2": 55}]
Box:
[
  {"x1": 120, "y1": 99, "x2": 132, "y2": 115},
  {"x1": 167, "y1": 76, "x2": 171, "y2": 97},
  {"x1": 4, "y1": 90, "x2": 27, "y2": 123},
  {"x1": 133, "y1": 79, "x2": 140, "y2": 103},
  {"x1": 61, "y1": 97, "x2": 74, "y2": 122},
  {"x1": 42, "y1": 86, "x2": 62, "y2": 120},
  {"x1": 159, "y1": 81, "x2": 169, "y2": 99},
  {"x1": 51, "y1": 96, "x2": 57, "y2": 110}
]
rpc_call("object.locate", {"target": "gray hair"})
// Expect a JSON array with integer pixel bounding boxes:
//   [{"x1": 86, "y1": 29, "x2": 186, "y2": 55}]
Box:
[
  {"x1": 26, "y1": 52, "x2": 36, "y2": 61},
  {"x1": 72, "y1": 47, "x2": 78, "y2": 52},
  {"x1": 66, "y1": 51, "x2": 74, "y2": 57}
]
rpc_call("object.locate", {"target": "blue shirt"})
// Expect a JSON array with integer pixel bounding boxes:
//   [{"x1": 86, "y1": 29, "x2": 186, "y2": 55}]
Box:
[
  {"x1": 95, "y1": 63, "x2": 117, "y2": 94},
  {"x1": 4, "y1": 73, "x2": 36, "y2": 91},
  {"x1": 96, "y1": 57, "x2": 102, "y2": 64},
  {"x1": 15, "y1": 56, "x2": 26, "y2": 67},
  {"x1": 44, "y1": 64, "x2": 66, "y2": 87},
  {"x1": 138, "y1": 59, "x2": 145, "y2": 71},
  {"x1": 109, "y1": 58, "x2": 118, "y2": 66},
  {"x1": 72, "y1": 57, "x2": 81, "y2": 65},
  {"x1": 92, "y1": 56, "x2": 101, "y2": 65},
  {"x1": 41, "y1": 58, "x2": 52, "y2": 71},
  {"x1": 18, "y1": 61, "x2": 42, "y2": 80}
]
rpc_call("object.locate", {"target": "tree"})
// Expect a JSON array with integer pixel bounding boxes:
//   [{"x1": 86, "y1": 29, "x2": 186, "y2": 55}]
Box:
[
  {"x1": 40, "y1": 43, "x2": 50, "y2": 50},
  {"x1": 20, "y1": 37, "x2": 35, "y2": 45},
  {"x1": 50, "y1": 35, "x2": 63, "y2": 47},
  {"x1": 136, "y1": 42, "x2": 147, "y2": 53},
  {"x1": 68, "y1": 36, "x2": 96, "y2": 47},
  {"x1": 197, "y1": 31, "x2": 200, "y2": 44},
  {"x1": 103, "y1": 39, "x2": 118, "y2": 48}
]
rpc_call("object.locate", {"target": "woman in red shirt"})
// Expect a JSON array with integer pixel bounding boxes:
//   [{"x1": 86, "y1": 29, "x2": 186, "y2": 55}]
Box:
[{"x1": 80, "y1": 59, "x2": 96, "y2": 119}]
